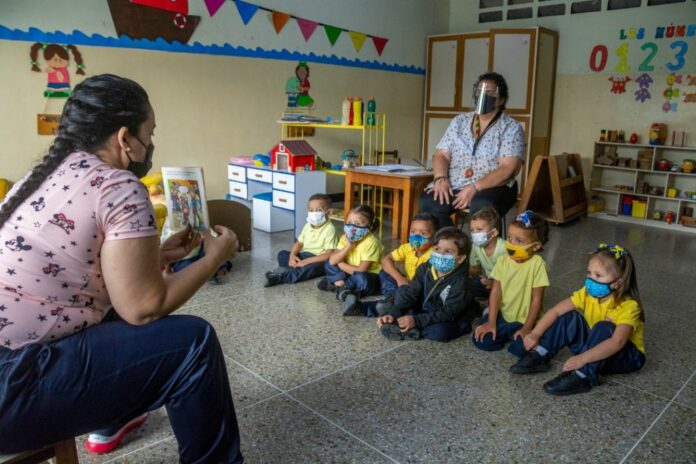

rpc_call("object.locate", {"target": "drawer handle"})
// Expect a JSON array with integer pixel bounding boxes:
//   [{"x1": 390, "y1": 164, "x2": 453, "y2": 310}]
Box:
[
  {"x1": 232, "y1": 173, "x2": 239, "y2": 176},
  {"x1": 279, "y1": 180, "x2": 287, "y2": 185},
  {"x1": 233, "y1": 189, "x2": 241, "y2": 192},
  {"x1": 279, "y1": 198, "x2": 287, "y2": 203},
  {"x1": 254, "y1": 174, "x2": 263, "y2": 178}
]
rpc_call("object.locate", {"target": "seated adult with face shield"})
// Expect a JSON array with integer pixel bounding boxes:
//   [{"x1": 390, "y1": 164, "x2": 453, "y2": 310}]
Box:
[{"x1": 419, "y1": 72, "x2": 526, "y2": 228}]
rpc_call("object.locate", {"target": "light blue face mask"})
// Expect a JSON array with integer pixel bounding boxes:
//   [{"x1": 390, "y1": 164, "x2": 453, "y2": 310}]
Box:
[
  {"x1": 344, "y1": 224, "x2": 369, "y2": 242},
  {"x1": 429, "y1": 252, "x2": 456, "y2": 274},
  {"x1": 408, "y1": 234, "x2": 430, "y2": 250},
  {"x1": 584, "y1": 277, "x2": 614, "y2": 299}
]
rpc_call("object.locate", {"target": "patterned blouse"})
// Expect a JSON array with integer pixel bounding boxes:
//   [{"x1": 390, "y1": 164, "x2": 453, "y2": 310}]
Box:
[
  {"x1": 0, "y1": 152, "x2": 157, "y2": 350},
  {"x1": 434, "y1": 111, "x2": 525, "y2": 190}
]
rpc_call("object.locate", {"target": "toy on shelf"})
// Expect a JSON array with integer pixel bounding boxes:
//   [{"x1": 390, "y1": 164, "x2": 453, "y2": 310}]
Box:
[
  {"x1": 253, "y1": 153, "x2": 271, "y2": 167},
  {"x1": 270, "y1": 140, "x2": 316, "y2": 172},
  {"x1": 649, "y1": 123, "x2": 667, "y2": 145},
  {"x1": 671, "y1": 130, "x2": 686, "y2": 147},
  {"x1": 653, "y1": 210, "x2": 663, "y2": 220},
  {"x1": 618, "y1": 131, "x2": 626, "y2": 143},
  {"x1": 629, "y1": 133, "x2": 639, "y2": 144},
  {"x1": 667, "y1": 188, "x2": 678, "y2": 198},
  {"x1": 608, "y1": 130, "x2": 619, "y2": 142},
  {"x1": 599, "y1": 129, "x2": 607, "y2": 142},
  {"x1": 664, "y1": 211, "x2": 675, "y2": 224},
  {"x1": 341, "y1": 149, "x2": 358, "y2": 169},
  {"x1": 682, "y1": 159, "x2": 695, "y2": 173},
  {"x1": 656, "y1": 159, "x2": 672, "y2": 171}
]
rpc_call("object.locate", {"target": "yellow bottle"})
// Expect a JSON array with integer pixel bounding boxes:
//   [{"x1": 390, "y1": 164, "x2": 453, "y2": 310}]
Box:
[{"x1": 352, "y1": 97, "x2": 362, "y2": 126}]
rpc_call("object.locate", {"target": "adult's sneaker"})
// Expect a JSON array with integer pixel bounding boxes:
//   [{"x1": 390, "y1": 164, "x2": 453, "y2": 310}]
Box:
[{"x1": 85, "y1": 413, "x2": 148, "y2": 454}]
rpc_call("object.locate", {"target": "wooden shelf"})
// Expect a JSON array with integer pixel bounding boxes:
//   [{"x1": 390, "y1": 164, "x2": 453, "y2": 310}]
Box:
[
  {"x1": 592, "y1": 164, "x2": 696, "y2": 177},
  {"x1": 591, "y1": 187, "x2": 681, "y2": 201},
  {"x1": 595, "y1": 142, "x2": 696, "y2": 151}
]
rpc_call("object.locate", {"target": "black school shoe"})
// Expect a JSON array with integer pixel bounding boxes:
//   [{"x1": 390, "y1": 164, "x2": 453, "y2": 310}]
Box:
[
  {"x1": 317, "y1": 277, "x2": 337, "y2": 292},
  {"x1": 375, "y1": 298, "x2": 393, "y2": 317},
  {"x1": 342, "y1": 292, "x2": 363, "y2": 316},
  {"x1": 264, "y1": 271, "x2": 283, "y2": 288},
  {"x1": 543, "y1": 371, "x2": 592, "y2": 396},
  {"x1": 379, "y1": 323, "x2": 420, "y2": 341},
  {"x1": 510, "y1": 350, "x2": 552, "y2": 374}
]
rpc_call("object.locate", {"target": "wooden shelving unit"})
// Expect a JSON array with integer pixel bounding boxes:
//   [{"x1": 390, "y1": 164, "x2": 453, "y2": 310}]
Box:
[{"x1": 589, "y1": 142, "x2": 696, "y2": 234}]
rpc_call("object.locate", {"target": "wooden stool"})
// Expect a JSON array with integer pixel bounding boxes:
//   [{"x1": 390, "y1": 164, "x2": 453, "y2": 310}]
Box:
[{"x1": 0, "y1": 438, "x2": 78, "y2": 464}]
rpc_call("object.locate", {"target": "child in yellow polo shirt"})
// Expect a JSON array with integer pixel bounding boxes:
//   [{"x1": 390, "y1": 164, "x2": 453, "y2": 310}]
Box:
[
  {"x1": 265, "y1": 193, "x2": 339, "y2": 287},
  {"x1": 473, "y1": 210, "x2": 550, "y2": 357},
  {"x1": 318, "y1": 205, "x2": 383, "y2": 313},
  {"x1": 511, "y1": 244, "x2": 645, "y2": 396},
  {"x1": 344, "y1": 213, "x2": 438, "y2": 317}
]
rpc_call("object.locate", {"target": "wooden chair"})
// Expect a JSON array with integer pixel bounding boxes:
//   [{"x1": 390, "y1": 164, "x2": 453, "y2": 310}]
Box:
[
  {"x1": 0, "y1": 438, "x2": 78, "y2": 464},
  {"x1": 207, "y1": 199, "x2": 252, "y2": 252}
]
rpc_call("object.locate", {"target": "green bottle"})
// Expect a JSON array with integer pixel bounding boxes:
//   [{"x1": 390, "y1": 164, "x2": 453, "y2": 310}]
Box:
[{"x1": 366, "y1": 97, "x2": 376, "y2": 126}]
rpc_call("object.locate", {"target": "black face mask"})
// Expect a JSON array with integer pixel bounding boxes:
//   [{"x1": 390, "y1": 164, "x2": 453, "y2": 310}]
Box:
[
  {"x1": 475, "y1": 93, "x2": 498, "y2": 115},
  {"x1": 128, "y1": 135, "x2": 154, "y2": 178}
]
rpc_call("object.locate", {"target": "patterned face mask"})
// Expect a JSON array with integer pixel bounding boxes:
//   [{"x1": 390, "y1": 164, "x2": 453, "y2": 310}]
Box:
[
  {"x1": 344, "y1": 224, "x2": 369, "y2": 242},
  {"x1": 504, "y1": 241, "x2": 537, "y2": 261},
  {"x1": 429, "y1": 252, "x2": 457, "y2": 274},
  {"x1": 584, "y1": 277, "x2": 615, "y2": 299},
  {"x1": 408, "y1": 234, "x2": 430, "y2": 250}
]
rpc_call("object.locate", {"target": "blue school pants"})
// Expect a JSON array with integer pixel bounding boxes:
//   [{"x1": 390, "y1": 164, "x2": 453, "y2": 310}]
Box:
[
  {"x1": 0, "y1": 315, "x2": 243, "y2": 463},
  {"x1": 421, "y1": 319, "x2": 472, "y2": 343},
  {"x1": 360, "y1": 270, "x2": 400, "y2": 317},
  {"x1": 537, "y1": 311, "x2": 646, "y2": 385},
  {"x1": 277, "y1": 250, "x2": 325, "y2": 284},
  {"x1": 324, "y1": 262, "x2": 381, "y2": 297},
  {"x1": 469, "y1": 276, "x2": 491, "y2": 299},
  {"x1": 472, "y1": 312, "x2": 526, "y2": 357}
]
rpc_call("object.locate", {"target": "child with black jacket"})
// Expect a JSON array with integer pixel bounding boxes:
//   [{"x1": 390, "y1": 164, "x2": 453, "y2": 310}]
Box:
[{"x1": 376, "y1": 226, "x2": 479, "y2": 342}]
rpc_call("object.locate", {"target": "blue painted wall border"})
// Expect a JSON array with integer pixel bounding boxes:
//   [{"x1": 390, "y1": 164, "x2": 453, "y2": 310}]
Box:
[{"x1": 0, "y1": 25, "x2": 425, "y2": 75}]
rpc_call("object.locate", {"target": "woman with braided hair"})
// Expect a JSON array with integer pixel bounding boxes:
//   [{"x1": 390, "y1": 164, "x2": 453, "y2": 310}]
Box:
[{"x1": 0, "y1": 74, "x2": 244, "y2": 463}]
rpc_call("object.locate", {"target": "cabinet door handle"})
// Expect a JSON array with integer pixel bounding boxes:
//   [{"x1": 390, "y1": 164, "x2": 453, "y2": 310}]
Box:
[{"x1": 279, "y1": 180, "x2": 287, "y2": 185}]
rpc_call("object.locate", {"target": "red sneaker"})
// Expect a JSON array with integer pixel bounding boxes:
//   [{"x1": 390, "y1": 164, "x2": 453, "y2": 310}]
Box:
[{"x1": 85, "y1": 413, "x2": 148, "y2": 454}]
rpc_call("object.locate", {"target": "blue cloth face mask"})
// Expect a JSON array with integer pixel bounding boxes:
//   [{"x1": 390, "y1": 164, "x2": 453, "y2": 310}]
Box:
[
  {"x1": 429, "y1": 252, "x2": 456, "y2": 274},
  {"x1": 584, "y1": 277, "x2": 614, "y2": 299},
  {"x1": 344, "y1": 224, "x2": 369, "y2": 242},
  {"x1": 408, "y1": 234, "x2": 430, "y2": 250}
]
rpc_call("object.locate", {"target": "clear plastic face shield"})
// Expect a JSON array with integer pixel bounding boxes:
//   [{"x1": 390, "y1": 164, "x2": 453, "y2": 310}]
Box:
[{"x1": 474, "y1": 81, "x2": 499, "y2": 115}]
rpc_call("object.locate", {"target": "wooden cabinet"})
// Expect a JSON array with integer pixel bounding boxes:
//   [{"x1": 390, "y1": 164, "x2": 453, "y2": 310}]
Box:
[{"x1": 422, "y1": 27, "x2": 558, "y2": 190}]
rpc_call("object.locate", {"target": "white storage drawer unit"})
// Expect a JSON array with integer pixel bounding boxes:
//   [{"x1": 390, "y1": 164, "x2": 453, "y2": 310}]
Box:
[
  {"x1": 247, "y1": 168, "x2": 272, "y2": 184},
  {"x1": 273, "y1": 172, "x2": 295, "y2": 192},
  {"x1": 273, "y1": 190, "x2": 295, "y2": 210},
  {"x1": 228, "y1": 181, "x2": 247, "y2": 200},
  {"x1": 228, "y1": 164, "x2": 246, "y2": 183}
]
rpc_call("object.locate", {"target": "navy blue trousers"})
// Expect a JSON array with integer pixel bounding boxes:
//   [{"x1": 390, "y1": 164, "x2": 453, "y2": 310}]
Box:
[
  {"x1": 472, "y1": 312, "x2": 526, "y2": 357},
  {"x1": 324, "y1": 262, "x2": 381, "y2": 297},
  {"x1": 419, "y1": 182, "x2": 518, "y2": 228},
  {"x1": 421, "y1": 319, "x2": 471, "y2": 343},
  {"x1": 469, "y1": 276, "x2": 491, "y2": 299},
  {"x1": 277, "y1": 250, "x2": 325, "y2": 284},
  {"x1": 538, "y1": 311, "x2": 646, "y2": 385},
  {"x1": 360, "y1": 270, "x2": 400, "y2": 317},
  {"x1": 0, "y1": 315, "x2": 243, "y2": 463}
]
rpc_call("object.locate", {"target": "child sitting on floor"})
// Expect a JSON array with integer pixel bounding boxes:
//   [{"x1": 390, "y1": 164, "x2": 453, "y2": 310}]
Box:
[
  {"x1": 469, "y1": 207, "x2": 507, "y2": 301},
  {"x1": 264, "y1": 193, "x2": 339, "y2": 287},
  {"x1": 343, "y1": 212, "x2": 438, "y2": 317},
  {"x1": 472, "y1": 210, "x2": 549, "y2": 357},
  {"x1": 376, "y1": 226, "x2": 478, "y2": 342},
  {"x1": 318, "y1": 205, "x2": 384, "y2": 310},
  {"x1": 510, "y1": 244, "x2": 645, "y2": 396}
]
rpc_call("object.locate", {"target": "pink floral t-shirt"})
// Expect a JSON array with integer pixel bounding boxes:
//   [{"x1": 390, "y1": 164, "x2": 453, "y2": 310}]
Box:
[{"x1": 0, "y1": 152, "x2": 158, "y2": 350}]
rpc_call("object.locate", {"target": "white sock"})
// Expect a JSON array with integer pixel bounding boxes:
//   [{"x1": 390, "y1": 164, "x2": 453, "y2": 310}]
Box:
[
  {"x1": 534, "y1": 345, "x2": 548, "y2": 356},
  {"x1": 574, "y1": 370, "x2": 587, "y2": 378}
]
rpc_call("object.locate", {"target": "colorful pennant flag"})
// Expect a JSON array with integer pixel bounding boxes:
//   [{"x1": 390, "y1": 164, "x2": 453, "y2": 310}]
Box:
[
  {"x1": 296, "y1": 17, "x2": 318, "y2": 42},
  {"x1": 272, "y1": 11, "x2": 291, "y2": 34},
  {"x1": 324, "y1": 25, "x2": 342, "y2": 46},
  {"x1": 204, "y1": 0, "x2": 226, "y2": 17},
  {"x1": 234, "y1": 0, "x2": 259, "y2": 25},
  {"x1": 371, "y1": 36, "x2": 389, "y2": 56},
  {"x1": 130, "y1": 0, "x2": 188, "y2": 14},
  {"x1": 348, "y1": 31, "x2": 367, "y2": 53}
]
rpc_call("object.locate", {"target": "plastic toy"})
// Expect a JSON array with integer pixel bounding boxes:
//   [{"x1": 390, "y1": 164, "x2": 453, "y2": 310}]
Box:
[
  {"x1": 664, "y1": 211, "x2": 675, "y2": 224},
  {"x1": 618, "y1": 131, "x2": 626, "y2": 143},
  {"x1": 652, "y1": 210, "x2": 663, "y2": 220},
  {"x1": 253, "y1": 153, "x2": 271, "y2": 167},
  {"x1": 599, "y1": 129, "x2": 607, "y2": 142},
  {"x1": 649, "y1": 123, "x2": 667, "y2": 145},
  {"x1": 682, "y1": 159, "x2": 695, "y2": 173},
  {"x1": 341, "y1": 149, "x2": 358, "y2": 169},
  {"x1": 629, "y1": 133, "x2": 638, "y2": 144},
  {"x1": 656, "y1": 159, "x2": 672, "y2": 171},
  {"x1": 270, "y1": 140, "x2": 316, "y2": 172}
]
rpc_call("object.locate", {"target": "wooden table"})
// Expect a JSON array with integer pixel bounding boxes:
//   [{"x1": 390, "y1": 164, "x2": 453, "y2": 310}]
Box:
[{"x1": 343, "y1": 168, "x2": 433, "y2": 243}]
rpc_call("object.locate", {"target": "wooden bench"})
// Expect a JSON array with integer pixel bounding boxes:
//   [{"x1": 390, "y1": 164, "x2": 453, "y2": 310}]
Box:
[{"x1": 0, "y1": 438, "x2": 78, "y2": 464}]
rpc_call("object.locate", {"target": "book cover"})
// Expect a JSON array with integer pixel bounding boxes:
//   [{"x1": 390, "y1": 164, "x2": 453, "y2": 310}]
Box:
[{"x1": 161, "y1": 167, "x2": 210, "y2": 247}]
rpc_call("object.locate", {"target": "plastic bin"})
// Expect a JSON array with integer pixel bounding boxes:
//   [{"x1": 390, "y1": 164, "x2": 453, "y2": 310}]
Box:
[
  {"x1": 252, "y1": 192, "x2": 293, "y2": 232},
  {"x1": 631, "y1": 199, "x2": 647, "y2": 218},
  {"x1": 621, "y1": 196, "x2": 633, "y2": 215}
]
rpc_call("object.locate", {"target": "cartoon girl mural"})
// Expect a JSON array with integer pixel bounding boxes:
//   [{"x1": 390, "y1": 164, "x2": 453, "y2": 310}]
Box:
[
  {"x1": 30, "y1": 43, "x2": 85, "y2": 98},
  {"x1": 295, "y1": 62, "x2": 314, "y2": 108}
]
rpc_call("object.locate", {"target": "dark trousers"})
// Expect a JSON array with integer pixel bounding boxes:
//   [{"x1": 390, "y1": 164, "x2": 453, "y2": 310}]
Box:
[
  {"x1": 324, "y1": 262, "x2": 381, "y2": 297},
  {"x1": 469, "y1": 276, "x2": 491, "y2": 299},
  {"x1": 472, "y1": 312, "x2": 526, "y2": 357},
  {"x1": 0, "y1": 315, "x2": 243, "y2": 463},
  {"x1": 277, "y1": 250, "x2": 325, "y2": 284},
  {"x1": 538, "y1": 311, "x2": 646, "y2": 385},
  {"x1": 360, "y1": 270, "x2": 400, "y2": 317},
  {"x1": 419, "y1": 182, "x2": 518, "y2": 228},
  {"x1": 421, "y1": 319, "x2": 471, "y2": 343}
]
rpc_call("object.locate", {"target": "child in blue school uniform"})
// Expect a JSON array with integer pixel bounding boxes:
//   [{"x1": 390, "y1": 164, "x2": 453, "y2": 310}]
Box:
[
  {"x1": 318, "y1": 204, "x2": 384, "y2": 305},
  {"x1": 342, "y1": 212, "x2": 438, "y2": 317},
  {"x1": 376, "y1": 226, "x2": 479, "y2": 342},
  {"x1": 472, "y1": 210, "x2": 550, "y2": 357},
  {"x1": 264, "y1": 193, "x2": 340, "y2": 287},
  {"x1": 510, "y1": 243, "x2": 646, "y2": 396}
]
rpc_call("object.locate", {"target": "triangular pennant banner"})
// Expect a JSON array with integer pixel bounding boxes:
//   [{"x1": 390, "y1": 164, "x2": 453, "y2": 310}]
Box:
[
  {"x1": 130, "y1": 0, "x2": 188, "y2": 15},
  {"x1": 296, "y1": 17, "x2": 318, "y2": 42},
  {"x1": 234, "y1": 0, "x2": 259, "y2": 25},
  {"x1": 371, "y1": 36, "x2": 389, "y2": 56},
  {"x1": 348, "y1": 31, "x2": 367, "y2": 53},
  {"x1": 271, "y1": 11, "x2": 291, "y2": 34},
  {"x1": 324, "y1": 24, "x2": 342, "y2": 46},
  {"x1": 204, "y1": 0, "x2": 226, "y2": 17}
]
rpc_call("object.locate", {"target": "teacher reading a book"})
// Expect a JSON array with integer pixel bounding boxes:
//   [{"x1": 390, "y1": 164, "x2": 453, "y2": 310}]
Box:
[
  {"x1": 0, "y1": 74, "x2": 244, "y2": 463},
  {"x1": 420, "y1": 72, "x2": 526, "y2": 228}
]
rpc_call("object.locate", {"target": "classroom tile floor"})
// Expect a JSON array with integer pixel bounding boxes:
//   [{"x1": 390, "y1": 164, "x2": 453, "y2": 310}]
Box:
[{"x1": 77, "y1": 216, "x2": 696, "y2": 463}]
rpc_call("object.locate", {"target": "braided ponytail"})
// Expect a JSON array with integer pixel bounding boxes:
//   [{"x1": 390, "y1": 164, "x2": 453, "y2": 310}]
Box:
[{"x1": 0, "y1": 74, "x2": 151, "y2": 230}]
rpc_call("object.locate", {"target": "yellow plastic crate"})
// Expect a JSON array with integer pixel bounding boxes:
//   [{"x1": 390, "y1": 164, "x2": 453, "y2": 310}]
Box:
[{"x1": 632, "y1": 199, "x2": 647, "y2": 218}]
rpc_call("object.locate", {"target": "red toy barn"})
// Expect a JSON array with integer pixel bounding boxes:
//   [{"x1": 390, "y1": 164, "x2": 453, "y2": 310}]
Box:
[{"x1": 270, "y1": 140, "x2": 317, "y2": 172}]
